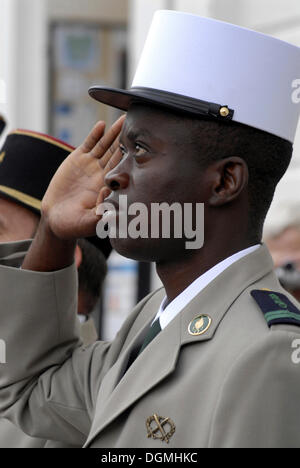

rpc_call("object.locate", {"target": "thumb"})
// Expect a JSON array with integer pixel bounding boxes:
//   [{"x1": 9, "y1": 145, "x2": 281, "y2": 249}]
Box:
[{"x1": 95, "y1": 187, "x2": 112, "y2": 215}]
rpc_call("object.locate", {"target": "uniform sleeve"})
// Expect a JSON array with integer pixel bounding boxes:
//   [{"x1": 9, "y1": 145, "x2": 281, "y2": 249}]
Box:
[
  {"x1": 0, "y1": 242, "x2": 111, "y2": 446},
  {"x1": 208, "y1": 330, "x2": 300, "y2": 448}
]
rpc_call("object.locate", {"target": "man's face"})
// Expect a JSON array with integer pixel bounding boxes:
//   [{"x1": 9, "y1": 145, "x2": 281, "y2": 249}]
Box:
[
  {"x1": 266, "y1": 226, "x2": 300, "y2": 301},
  {"x1": 0, "y1": 195, "x2": 39, "y2": 242},
  {"x1": 104, "y1": 105, "x2": 209, "y2": 262}
]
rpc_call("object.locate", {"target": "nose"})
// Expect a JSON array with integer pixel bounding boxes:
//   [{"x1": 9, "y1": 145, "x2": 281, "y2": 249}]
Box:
[{"x1": 104, "y1": 167, "x2": 130, "y2": 191}]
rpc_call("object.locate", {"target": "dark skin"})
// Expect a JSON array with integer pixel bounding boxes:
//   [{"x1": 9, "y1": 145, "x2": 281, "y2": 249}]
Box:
[{"x1": 23, "y1": 105, "x2": 256, "y2": 304}]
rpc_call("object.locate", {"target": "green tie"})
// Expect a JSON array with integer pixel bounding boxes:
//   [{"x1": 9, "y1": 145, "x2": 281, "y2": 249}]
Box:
[{"x1": 138, "y1": 319, "x2": 162, "y2": 355}]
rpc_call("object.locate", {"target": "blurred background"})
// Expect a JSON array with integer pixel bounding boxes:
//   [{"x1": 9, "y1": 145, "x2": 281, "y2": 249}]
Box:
[{"x1": 0, "y1": 0, "x2": 300, "y2": 340}]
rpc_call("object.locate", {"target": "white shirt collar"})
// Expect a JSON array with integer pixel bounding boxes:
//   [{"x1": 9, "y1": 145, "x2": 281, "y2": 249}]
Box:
[{"x1": 153, "y1": 244, "x2": 261, "y2": 330}]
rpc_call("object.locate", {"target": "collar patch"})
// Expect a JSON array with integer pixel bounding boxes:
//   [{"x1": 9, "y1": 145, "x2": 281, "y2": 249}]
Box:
[{"x1": 251, "y1": 289, "x2": 300, "y2": 327}]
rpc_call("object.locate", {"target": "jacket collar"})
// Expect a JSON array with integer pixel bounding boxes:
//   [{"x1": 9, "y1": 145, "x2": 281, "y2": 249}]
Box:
[{"x1": 84, "y1": 244, "x2": 274, "y2": 446}]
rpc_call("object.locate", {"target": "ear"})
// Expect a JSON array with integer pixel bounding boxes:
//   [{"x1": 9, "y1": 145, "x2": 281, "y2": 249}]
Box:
[
  {"x1": 208, "y1": 157, "x2": 249, "y2": 207},
  {"x1": 75, "y1": 244, "x2": 83, "y2": 270}
]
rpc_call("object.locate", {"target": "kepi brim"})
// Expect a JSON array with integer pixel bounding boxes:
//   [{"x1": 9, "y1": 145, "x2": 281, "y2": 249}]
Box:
[{"x1": 89, "y1": 86, "x2": 234, "y2": 121}]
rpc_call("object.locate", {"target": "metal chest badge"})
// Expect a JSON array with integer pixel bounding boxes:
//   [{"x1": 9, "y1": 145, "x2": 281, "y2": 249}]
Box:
[
  {"x1": 146, "y1": 414, "x2": 176, "y2": 444},
  {"x1": 188, "y1": 315, "x2": 212, "y2": 336}
]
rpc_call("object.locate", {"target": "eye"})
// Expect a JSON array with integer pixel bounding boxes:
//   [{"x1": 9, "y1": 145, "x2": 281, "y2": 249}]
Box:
[
  {"x1": 119, "y1": 144, "x2": 128, "y2": 157},
  {"x1": 134, "y1": 143, "x2": 148, "y2": 157}
]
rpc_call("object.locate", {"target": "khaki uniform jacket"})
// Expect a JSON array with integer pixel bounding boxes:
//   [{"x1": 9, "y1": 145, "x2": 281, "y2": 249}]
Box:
[
  {"x1": 0, "y1": 316, "x2": 98, "y2": 448},
  {"x1": 0, "y1": 240, "x2": 300, "y2": 448}
]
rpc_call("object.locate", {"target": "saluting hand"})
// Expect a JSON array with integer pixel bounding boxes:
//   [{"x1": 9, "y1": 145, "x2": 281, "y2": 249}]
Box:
[
  {"x1": 42, "y1": 116, "x2": 125, "y2": 240},
  {"x1": 22, "y1": 116, "x2": 125, "y2": 272}
]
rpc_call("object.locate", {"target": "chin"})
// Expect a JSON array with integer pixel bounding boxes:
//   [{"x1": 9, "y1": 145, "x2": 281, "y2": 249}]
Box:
[
  {"x1": 110, "y1": 237, "x2": 187, "y2": 263},
  {"x1": 110, "y1": 237, "x2": 157, "y2": 262}
]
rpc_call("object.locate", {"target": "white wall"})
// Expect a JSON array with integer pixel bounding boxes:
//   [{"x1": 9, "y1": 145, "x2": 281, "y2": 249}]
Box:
[
  {"x1": 0, "y1": 0, "x2": 49, "y2": 136},
  {"x1": 210, "y1": 0, "x2": 300, "y2": 30},
  {"x1": 174, "y1": 0, "x2": 212, "y2": 16},
  {"x1": 0, "y1": 0, "x2": 18, "y2": 141},
  {"x1": 15, "y1": 0, "x2": 48, "y2": 133}
]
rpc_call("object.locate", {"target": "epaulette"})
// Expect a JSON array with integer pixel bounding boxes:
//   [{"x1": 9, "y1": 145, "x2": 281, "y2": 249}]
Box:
[{"x1": 251, "y1": 289, "x2": 300, "y2": 328}]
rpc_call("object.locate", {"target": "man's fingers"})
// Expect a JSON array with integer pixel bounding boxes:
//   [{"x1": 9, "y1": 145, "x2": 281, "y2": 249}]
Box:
[
  {"x1": 98, "y1": 138, "x2": 120, "y2": 169},
  {"x1": 96, "y1": 187, "x2": 111, "y2": 209},
  {"x1": 80, "y1": 121, "x2": 106, "y2": 153},
  {"x1": 104, "y1": 147, "x2": 123, "y2": 174},
  {"x1": 90, "y1": 115, "x2": 126, "y2": 159}
]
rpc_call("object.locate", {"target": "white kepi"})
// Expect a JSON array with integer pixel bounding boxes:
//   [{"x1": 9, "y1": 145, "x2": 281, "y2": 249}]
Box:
[{"x1": 89, "y1": 10, "x2": 300, "y2": 143}]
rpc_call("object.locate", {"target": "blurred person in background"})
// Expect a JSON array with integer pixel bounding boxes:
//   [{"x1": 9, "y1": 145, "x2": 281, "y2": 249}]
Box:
[
  {"x1": 0, "y1": 125, "x2": 111, "y2": 447},
  {"x1": 0, "y1": 116, "x2": 5, "y2": 136},
  {"x1": 264, "y1": 170, "x2": 300, "y2": 302}
]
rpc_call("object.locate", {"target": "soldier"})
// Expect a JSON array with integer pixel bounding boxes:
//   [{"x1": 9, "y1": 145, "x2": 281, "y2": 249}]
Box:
[
  {"x1": 0, "y1": 127, "x2": 110, "y2": 447},
  {"x1": 0, "y1": 11, "x2": 300, "y2": 448}
]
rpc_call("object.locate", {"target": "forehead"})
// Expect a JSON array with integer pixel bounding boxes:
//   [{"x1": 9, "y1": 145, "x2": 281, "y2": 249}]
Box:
[
  {"x1": 0, "y1": 194, "x2": 21, "y2": 211},
  {"x1": 121, "y1": 104, "x2": 186, "y2": 141},
  {"x1": 0, "y1": 194, "x2": 37, "y2": 219}
]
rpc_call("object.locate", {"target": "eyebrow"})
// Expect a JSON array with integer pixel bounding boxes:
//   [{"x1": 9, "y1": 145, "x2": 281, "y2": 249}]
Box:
[{"x1": 122, "y1": 127, "x2": 153, "y2": 143}]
